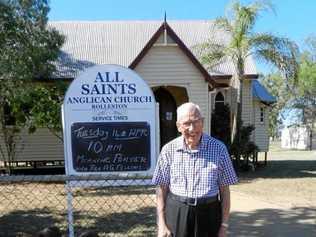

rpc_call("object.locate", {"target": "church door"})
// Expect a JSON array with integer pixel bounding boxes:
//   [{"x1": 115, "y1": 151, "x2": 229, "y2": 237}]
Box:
[{"x1": 154, "y1": 88, "x2": 178, "y2": 149}]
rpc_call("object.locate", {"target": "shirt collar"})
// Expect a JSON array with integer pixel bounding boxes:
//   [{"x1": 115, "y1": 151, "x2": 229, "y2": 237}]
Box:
[{"x1": 175, "y1": 133, "x2": 207, "y2": 153}]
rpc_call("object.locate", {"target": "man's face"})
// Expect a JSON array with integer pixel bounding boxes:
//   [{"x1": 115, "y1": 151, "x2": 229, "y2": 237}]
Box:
[{"x1": 177, "y1": 110, "x2": 203, "y2": 149}]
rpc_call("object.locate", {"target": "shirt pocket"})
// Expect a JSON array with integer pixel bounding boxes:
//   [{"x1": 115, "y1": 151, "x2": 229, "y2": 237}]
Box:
[
  {"x1": 170, "y1": 160, "x2": 184, "y2": 185},
  {"x1": 206, "y1": 163, "x2": 219, "y2": 187}
]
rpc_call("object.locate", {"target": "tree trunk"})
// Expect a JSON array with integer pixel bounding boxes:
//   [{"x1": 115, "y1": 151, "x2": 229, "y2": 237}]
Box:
[
  {"x1": 235, "y1": 58, "x2": 245, "y2": 169},
  {"x1": 310, "y1": 124, "x2": 313, "y2": 151}
]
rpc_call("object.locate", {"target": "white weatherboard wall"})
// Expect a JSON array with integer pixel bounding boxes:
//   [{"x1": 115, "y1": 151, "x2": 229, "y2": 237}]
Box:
[
  {"x1": 0, "y1": 128, "x2": 64, "y2": 162},
  {"x1": 62, "y1": 64, "x2": 156, "y2": 176},
  {"x1": 242, "y1": 80, "x2": 253, "y2": 127},
  {"x1": 134, "y1": 45, "x2": 210, "y2": 133},
  {"x1": 253, "y1": 101, "x2": 269, "y2": 151}
]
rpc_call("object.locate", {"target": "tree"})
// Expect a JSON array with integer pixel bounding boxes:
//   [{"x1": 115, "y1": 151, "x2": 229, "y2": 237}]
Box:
[
  {"x1": 261, "y1": 36, "x2": 316, "y2": 144},
  {"x1": 305, "y1": 35, "x2": 316, "y2": 61},
  {"x1": 296, "y1": 38, "x2": 316, "y2": 125},
  {"x1": 12, "y1": 82, "x2": 68, "y2": 140},
  {"x1": 0, "y1": 0, "x2": 64, "y2": 172},
  {"x1": 211, "y1": 104, "x2": 231, "y2": 148},
  {"x1": 230, "y1": 123, "x2": 258, "y2": 171},
  {"x1": 195, "y1": 0, "x2": 299, "y2": 164},
  {"x1": 291, "y1": 38, "x2": 316, "y2": 149},
  {"x1": 260, "y1": 73, "x2": 291, "y2": 139},
  {"x1": 289, "y1": 53, "x2": 316, "y2": 124}
]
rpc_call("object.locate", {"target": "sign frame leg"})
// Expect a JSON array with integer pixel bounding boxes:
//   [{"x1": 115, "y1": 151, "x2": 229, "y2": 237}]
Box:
[{"x1": 66, "y1": 181, "x2": 75, "y2": 237}]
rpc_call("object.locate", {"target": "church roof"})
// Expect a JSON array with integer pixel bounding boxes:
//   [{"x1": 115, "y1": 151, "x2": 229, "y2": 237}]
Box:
[{"x1": 49, "y1": 20, "x2": 257, "y2": 79}]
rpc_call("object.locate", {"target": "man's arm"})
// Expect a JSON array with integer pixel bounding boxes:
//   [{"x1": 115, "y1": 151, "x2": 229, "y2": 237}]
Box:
[
  {"x1": 218, "y1": 185, "x2": 231, "y2": 237},
  {"x1": 156, "y1": 185, "x2": 172, "y2": 237}
]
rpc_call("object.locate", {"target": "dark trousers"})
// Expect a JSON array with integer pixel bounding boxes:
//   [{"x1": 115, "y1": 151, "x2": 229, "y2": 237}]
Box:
[{"x1": 165, "y1": 194, "x2": 222, "y2": 237}]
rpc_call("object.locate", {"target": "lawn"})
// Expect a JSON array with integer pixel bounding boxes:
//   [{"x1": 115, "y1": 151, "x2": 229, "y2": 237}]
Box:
[{"x1": 231, "y1": 141, "x2": 316, "y2": 207}]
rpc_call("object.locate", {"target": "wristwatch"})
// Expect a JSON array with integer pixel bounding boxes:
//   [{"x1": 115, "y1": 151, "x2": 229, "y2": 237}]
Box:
[{"x1": 221, "y1": 222, "x2": 229, "y2": 228}]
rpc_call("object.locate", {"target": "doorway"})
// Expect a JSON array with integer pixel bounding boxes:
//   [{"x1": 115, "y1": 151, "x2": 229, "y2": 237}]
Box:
[{"x1": 154, "y1": 88, "x2": 178, "y2": 149}]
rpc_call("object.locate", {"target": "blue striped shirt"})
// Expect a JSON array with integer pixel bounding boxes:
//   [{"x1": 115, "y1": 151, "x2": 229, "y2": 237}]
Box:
[{"x1": 152, "y1": 133, "x2": 238, "y2": 198}]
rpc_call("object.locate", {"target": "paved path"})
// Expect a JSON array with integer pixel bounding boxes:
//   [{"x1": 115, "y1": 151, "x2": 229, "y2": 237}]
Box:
[{"x1": 228, "y1": 191, "x2": 316, "y2": 237}]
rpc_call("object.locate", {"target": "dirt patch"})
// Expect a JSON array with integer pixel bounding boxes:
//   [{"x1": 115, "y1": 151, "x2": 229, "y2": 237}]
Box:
[
  {"x1": 231, "y1": 141, "x2": 316, "y2": 208},
  {"x1": 0, "y1": 183, "x2": 156, "y2": 236}
]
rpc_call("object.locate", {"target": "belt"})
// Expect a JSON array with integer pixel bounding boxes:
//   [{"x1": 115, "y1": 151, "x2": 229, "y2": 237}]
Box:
[{"x1": 169, "y1": 192, "x2": 218, "y2": 206}]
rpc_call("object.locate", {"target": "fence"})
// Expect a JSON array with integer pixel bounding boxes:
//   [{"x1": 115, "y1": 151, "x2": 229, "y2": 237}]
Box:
[{"x1": 0, "y1": 175, "x2": 157, "y2": 237}]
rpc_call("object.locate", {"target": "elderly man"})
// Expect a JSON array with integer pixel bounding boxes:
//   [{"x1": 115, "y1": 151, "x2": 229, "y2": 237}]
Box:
[{"x1": 152, "y1": 102, "x2": 238, "y2": 237}]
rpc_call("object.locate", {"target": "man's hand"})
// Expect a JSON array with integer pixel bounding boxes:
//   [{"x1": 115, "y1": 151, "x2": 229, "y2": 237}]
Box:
[
  {"x1": 219, "y1": 185, "x2": 230, "y2": 237},
  {"x1": 158, "y1": 223, "x2": 172, "y2": 237},
  {"x1": 156, "y1": 185, "x2": 172, "y2": 237},
  {"x1": 217, "y1": 225, "x2": 227, "y2": 237}
]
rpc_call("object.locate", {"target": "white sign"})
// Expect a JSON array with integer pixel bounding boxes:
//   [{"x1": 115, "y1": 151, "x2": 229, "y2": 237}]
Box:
[{"x1": 62, "y1": 64, "x2": 156, "y2": 176}]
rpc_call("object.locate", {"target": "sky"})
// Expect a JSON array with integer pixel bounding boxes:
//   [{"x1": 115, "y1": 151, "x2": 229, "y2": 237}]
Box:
[
  {"x1": 48, "y1": 0, "x2": 315, "y2": 49},
  {"x1": 48, "y1": 0, "x2": 316, "y2": 75}
]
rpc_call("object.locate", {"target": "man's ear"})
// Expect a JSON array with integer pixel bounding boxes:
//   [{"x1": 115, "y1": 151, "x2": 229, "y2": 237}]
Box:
[{"x1": 176, "y1": 122, "x2": 181, "y2": 133}]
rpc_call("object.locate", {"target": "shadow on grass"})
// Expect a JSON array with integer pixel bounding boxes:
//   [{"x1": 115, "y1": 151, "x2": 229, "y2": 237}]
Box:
[
  {"x1": 229, "y1": 206, "x2": 316, "y2": 237},
  {"x1": 0, "y1": 206, "x2": 157, "y2": 237},
  {"x1": 3, "y1": 206, "x2": 315, "y2": 237},
  {"x1": 0, "y1": 208, "x2": 66, "y2": 237},
  {"x1": 72, "y1": 185, "x2": 156, "y2": 197},
  {"x1": 239, "y1": 160, "x2": 316, "y2": 182},
  {"x1": 74, "y1": 206, "x2": 156, "y2": 236}
]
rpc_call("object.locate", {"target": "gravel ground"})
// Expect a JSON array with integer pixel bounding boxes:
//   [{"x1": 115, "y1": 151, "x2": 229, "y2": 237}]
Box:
[{"x1": 229, "y1": 141, "x2": 316, "y2": 237}]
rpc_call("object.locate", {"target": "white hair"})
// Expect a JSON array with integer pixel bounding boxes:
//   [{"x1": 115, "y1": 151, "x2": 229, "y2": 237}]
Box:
[{"x1": 176, "y1": 102, "x2": 202, "y2": 122}]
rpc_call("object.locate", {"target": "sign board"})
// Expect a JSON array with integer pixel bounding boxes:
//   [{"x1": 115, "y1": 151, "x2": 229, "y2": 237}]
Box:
[
  {"x1": 62, "y1": 64, "x2": 156, "y2": 175},
  {"x1": 71, "y1": 122, "x2": 150, "y2": 172}
]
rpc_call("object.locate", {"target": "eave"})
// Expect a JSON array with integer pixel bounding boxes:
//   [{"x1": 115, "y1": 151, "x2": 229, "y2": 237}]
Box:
[{"x1": 129, "y1": 21, "x2": 219, "y2": 88}]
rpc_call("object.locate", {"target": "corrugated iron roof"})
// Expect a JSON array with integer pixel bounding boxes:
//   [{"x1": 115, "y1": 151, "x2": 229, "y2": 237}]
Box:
[
  {"x1": 252, "y1": 80, "x2": 276, "y2": 104},
  {"x1": 49, "y1": 20, "x2": 257, "y2": 78}
]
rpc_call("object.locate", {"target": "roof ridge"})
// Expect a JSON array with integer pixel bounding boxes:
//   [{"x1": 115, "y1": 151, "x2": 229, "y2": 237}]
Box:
[{"x1": 49, "y1": 19, "x2": 215, "y2": 23}]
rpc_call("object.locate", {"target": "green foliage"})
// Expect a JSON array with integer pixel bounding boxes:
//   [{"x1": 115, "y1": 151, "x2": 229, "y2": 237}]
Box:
[
  {"x1": 211, "y1": 104, "x2": 231, "y2": 148},
  {"x1": 0, "y1": 0, "x2": 64, "y2": 167},
  {"x1": 0, "y1": 0, "x2": 64, "y2": 81},
  {"x1": 292, "y1": 40, "x2": 316, "y2": 127},
  {"x1": 12, "y1": 81, "x2": 68, "y2": 140},
  {"x1": 298, "y1": 53, "x2": 316, "y2": 98},
  {"x1": 194, "y1": 0, "x2": 299, "y2": 165},
  {"x1": 230, "y1": 123, "x2": 259, "y2": 164},
  {"x1": 0, "y1": 80, "x2": 28, "y2": 168},
  {"x1": 211, "y1": 103, "x2": 258, "y2": 170},
  {"x1": 305, "y1": 35, "x2": 316, "y2": 61},
  {"x1": 260, "y1": 73, "x2": 291, "y2": 138},
  {"x1": 261, "y1": 34, "x2": 316, "y2": 137},
  {"x1": 195, "y1": 0, "x2": 299, "y2": 84}
]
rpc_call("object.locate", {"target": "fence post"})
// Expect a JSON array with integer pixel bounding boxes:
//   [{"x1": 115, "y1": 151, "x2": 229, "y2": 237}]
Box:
[{"x1": 66, "y1": 181, "x2": 75, "y2": 237}]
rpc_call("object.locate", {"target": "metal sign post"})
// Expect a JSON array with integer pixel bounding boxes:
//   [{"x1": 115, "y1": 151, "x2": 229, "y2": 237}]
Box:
[{"x1": 66, "y1": 181, "x2": 74, "y2": 237}]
